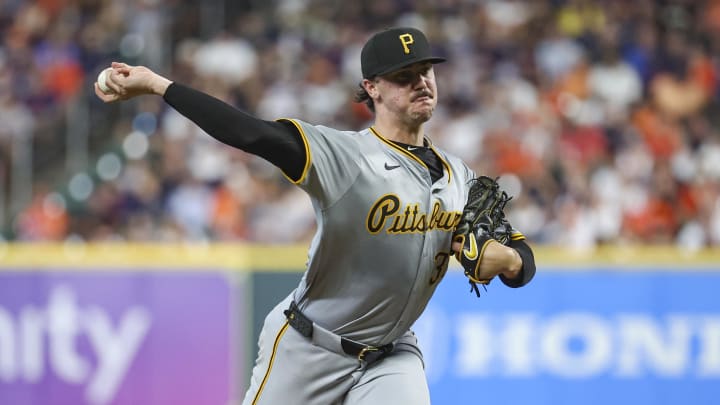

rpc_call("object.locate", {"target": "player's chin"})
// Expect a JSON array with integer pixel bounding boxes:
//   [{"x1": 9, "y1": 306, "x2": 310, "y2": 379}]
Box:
[{"x1": 411, "y1": 107, "x2": 434, "y2": 123}]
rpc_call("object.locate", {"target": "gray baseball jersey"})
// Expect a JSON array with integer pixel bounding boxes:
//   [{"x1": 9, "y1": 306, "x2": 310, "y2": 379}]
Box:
[
  {"x1": 243, "y1": 119, "x2": 475, "y2": 405},
  {"x1": 284, "y1": 119, "x2": 474, "y2": 344}
]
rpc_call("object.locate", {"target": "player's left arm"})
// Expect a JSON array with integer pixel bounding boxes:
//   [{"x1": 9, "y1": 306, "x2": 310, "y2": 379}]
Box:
[
  {"x1": 460, "y1": 237, "x2": 535, "y2": 288},
  {"x1": 450, "y1": 168, "x2": 536, "y2": 290},
  {"x1": 499, "y1": 238, "x2": 535, "y2": 287}
]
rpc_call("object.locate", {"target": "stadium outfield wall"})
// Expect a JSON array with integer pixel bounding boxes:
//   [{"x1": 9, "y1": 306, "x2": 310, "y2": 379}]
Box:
[{"x1": 0, "y1": 244, "x2": 718, "y2": 405}]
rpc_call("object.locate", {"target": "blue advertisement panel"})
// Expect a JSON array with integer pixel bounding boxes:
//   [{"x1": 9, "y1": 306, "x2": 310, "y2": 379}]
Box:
[{"x1": 414, "y1": 268, "x2": 720, "y2": 405}]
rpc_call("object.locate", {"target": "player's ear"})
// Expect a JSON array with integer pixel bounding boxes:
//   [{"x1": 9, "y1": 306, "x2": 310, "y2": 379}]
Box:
[{"x1": 362, "y1": 78, "x2": 379, "y2": 99}]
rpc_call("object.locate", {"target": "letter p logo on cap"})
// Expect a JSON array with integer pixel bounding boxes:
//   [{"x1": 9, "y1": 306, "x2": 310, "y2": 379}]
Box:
[{"x1": 399, "y1": 33, "x2": 414, "y2": 54}]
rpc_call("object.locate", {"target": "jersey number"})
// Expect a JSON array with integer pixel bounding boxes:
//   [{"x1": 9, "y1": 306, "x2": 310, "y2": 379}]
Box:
[{"x1": 430, "y1": 251, "x2": 451, "y2": 285}]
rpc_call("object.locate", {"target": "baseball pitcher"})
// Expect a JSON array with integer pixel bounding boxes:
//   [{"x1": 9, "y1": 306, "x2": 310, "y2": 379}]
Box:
[{"x1": 95, "y1": 27, "x2": 536, "y2": 405}]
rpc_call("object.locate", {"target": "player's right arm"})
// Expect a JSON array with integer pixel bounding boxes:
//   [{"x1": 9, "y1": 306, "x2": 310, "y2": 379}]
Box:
[{"x1": 94, "y1": 62, "x2": 307, "y2": 181}]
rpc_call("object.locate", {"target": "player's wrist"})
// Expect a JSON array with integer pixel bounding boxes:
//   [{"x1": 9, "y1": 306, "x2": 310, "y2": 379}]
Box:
[
  {"x1": 151, "y1": 76, "x2": 173, "y2": 96},
  {"x1": 501, "y1": 248, "x2": 522, "y2": 279}
]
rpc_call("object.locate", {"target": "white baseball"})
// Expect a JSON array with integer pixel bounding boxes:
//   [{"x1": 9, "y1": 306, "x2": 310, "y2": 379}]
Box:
[{"x1": 97, "y1": 68, "x2": 114, "y2": 94}]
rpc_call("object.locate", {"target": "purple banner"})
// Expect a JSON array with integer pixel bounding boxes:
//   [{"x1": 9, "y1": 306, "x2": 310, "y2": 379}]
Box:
[{"x1": 0, "y1": 271, "x2": 240, "y2": 405}]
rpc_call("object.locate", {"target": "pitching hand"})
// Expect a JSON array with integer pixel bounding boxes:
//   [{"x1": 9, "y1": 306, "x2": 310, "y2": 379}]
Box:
[{"x1": 94, "y1": 62, "x2": 172, "y2": 103}]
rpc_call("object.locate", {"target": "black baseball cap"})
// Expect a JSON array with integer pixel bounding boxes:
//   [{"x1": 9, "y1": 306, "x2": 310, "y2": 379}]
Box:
[{"x1": 361, "y1": 27, "x2": 446, "y2": 79}]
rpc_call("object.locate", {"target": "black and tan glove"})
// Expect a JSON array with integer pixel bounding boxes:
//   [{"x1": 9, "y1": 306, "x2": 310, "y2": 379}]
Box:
[{"x1": 453, "y1": 176, "x2": 513, "y2": 296}]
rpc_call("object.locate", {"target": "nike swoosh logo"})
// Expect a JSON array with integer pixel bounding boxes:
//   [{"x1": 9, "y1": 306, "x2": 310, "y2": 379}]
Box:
[
  {"x1": 462, "y1": 234, "x2": 479, "y2": 260},
  {"x1": 407, "y1": 146, "x2": 418, "y2": 151},
  {"x1": 384, "y1": 163, "x2": 401, "y2": 170}
]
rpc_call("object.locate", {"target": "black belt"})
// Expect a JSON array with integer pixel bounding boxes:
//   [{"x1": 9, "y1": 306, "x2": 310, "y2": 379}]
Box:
[{"x1": 284, "y1": 301, "x2": 394, "y2": 364}]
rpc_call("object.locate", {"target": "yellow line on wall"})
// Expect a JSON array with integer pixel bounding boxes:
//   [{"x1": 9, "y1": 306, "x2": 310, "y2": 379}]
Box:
[
  {"x1": 0, "y1": 243, "x2": 718, "y2": 271},
  {"x1": 0, "y1": 243, "x2": 309, "y2": 271},
  {"x1": 532, "y1": 245, "x2": 720, "y2": 269}
]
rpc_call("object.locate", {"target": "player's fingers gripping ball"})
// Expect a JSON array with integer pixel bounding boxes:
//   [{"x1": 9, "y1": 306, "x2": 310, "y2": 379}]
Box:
[{"x1": 453, "y1": 176, "x2": 513, "y2": 296}]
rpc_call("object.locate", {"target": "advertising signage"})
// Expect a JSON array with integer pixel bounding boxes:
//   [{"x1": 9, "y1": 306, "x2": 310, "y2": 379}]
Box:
[{"x1": 0, "y1": 271, "x2": 239, "y2": 405}]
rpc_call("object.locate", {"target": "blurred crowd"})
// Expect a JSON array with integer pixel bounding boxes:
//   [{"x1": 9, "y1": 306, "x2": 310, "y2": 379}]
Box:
[{"x1": 2, "y1": 0, "x2": 720, "y2": 250}]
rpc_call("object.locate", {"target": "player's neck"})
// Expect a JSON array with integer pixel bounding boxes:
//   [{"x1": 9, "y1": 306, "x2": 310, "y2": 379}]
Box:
[{"x1": 372, "y1": 117, "x2": 424, "y2": 146}]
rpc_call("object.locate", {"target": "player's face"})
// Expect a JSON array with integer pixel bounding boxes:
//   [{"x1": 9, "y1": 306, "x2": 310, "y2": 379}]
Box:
[{"x1": 375, "y1": 62, "x2": 438, "y2": 124}]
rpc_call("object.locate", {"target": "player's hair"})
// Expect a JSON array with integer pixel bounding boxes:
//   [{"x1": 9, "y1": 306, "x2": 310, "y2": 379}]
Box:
[{"x1": 354, "y1": 82, "x2": 375, "y2": 113}]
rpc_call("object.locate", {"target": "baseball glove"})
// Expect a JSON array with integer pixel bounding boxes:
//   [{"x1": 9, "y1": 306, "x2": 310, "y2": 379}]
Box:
[{"x1": 453, "y1": 176, "x2": 513, "y2": 296}]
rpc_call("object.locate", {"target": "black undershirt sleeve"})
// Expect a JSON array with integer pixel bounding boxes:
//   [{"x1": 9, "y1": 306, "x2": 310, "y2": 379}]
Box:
[
  {"x1": 499, "y1": 239, "x2": 536, "y2": 288},
  {"x1": 162, "y1": 82, "x2": 307, "y2": 181}
]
